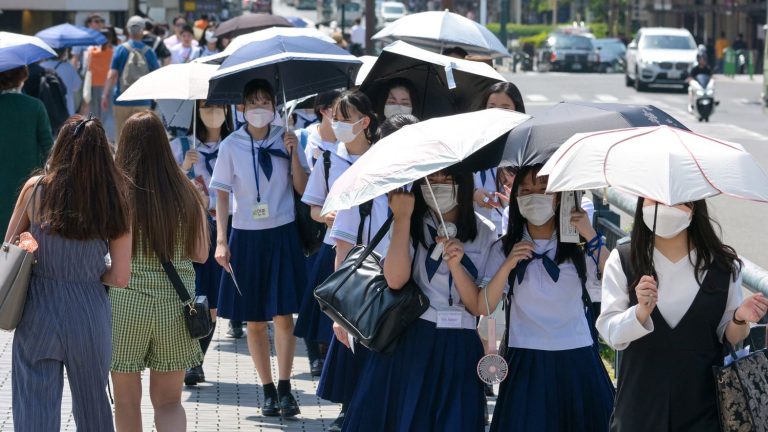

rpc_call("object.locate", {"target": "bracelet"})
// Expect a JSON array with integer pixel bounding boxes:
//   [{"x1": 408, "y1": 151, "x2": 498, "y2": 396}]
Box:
[{"x1": 732, "y1": 309, "x2": 747, "y2": 326}]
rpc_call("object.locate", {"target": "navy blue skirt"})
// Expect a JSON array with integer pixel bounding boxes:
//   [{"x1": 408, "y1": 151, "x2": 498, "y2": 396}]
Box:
[
  {"x1": 194, "y1": 216, "x2": 232, "y2": 305},
  {"x1": 316, "y1": 335, "x2": 370, "y2": 404},
  {"x1": 217, "y1": 223, "x2": 306, "y2": 322},
  {"x1": 293, "y1": 243, "x2": 335, "y2": 343},
  {"x1": 489, "y1": 345, "x2": 615, "y2": 432},
  {"x1": 343, "y1": 319, "x2": 485, "y2": 432}
]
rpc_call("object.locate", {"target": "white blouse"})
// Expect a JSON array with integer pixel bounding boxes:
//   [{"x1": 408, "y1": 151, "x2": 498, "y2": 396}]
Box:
[
  {"x1": 596, "y1": 248, "x2": 743, "y2": 351},
  {"x1": 329, "y1": 195, "x2": 391, "y2": 257},
  {"x1": 296, "y1": 124, "x2": 338, "y2": 169}
]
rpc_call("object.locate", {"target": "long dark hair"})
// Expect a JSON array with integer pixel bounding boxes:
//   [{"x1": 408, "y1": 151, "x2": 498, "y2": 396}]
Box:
[
  {"x1": 628, "y1": 198, "x2": 742, "y2": 290},
  {"x1": 335, "y1": 90, "x2": 380, "y2": 143},
  {"x1": 39, "y1": 115, "x2": 131, "y2": 240},
  {"x1": 115, "y1": 111, "x2": 208, "y2": 261},
  {"x1": 377, "y1": 78, "x2": 418, "y2": 120},
  {"x1": 477, "y1": 81, "x2": 526, "y2": 114},
  {"x1": 502, "y1": 165, "x2": 584, "y2": 270},
  {"x1": 378, "y1": 113, "x2": 419, "y2": 139},
  {"x1": 410, "y1": 171, "x2": 478, "y2": 248},
  {"x1": 192, "y1": 102, "x2": 232, "y2": 143}
]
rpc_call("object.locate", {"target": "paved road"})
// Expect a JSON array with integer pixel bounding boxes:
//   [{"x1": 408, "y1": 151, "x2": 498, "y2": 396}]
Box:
[{"x1": 503, "y1": 71, "x2": 768, "y2": 269}]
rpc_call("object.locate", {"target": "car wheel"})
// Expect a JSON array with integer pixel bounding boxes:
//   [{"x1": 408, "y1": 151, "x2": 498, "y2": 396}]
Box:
[
  {"x1": 634, "y1": 71, "x2": 646, "y2": 91},
  {"x1": 625, "y1": 73, "x2": 633, "y2": 87}
]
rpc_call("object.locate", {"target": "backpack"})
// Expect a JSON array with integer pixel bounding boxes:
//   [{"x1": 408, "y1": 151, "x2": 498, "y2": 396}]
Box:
[
  {"x1": 119, "y1": 42, "x2": 151, "y2": 92},
  {"x1": 37, "y1": 69, "x2": 69, "y2": 135}
]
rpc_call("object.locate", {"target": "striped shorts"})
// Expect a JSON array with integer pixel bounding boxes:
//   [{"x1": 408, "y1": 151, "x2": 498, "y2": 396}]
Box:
[{"x1": 109, "y1": 288, "x2": 202, "y2": 373}]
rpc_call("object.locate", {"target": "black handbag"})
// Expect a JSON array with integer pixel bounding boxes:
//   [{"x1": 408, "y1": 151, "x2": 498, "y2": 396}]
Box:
[
  {"x1": 159, "y1": 259, "x2": 213, "y2": 340},
  {"x1": 294, "y1": 150, "x2": 332, "y2": 256},
  {"x1": 713, "y1": 336, "x2": 768, "y2": 432},
  {"x1": 314, "y1": 215, "x2": 430, "y2": 354}
]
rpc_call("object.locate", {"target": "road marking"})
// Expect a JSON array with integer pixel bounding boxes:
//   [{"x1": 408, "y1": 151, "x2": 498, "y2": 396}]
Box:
[
  {"x1": 595, "y1": 94, "x2": 619, "y2": 102},
  {"x1": 526, "y1": 94, "x2": 549, "y2": 102}
]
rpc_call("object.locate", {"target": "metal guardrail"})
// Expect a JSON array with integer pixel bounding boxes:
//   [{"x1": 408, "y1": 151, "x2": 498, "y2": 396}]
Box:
[{"x1": 591, "y1": 188, "x2": 768, "y2": 299}]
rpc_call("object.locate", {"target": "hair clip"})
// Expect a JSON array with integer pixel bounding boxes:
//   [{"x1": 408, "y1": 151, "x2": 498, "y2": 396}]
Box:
[{"x1": 73, "y1": 113, "x2": 96, "y2": 137}]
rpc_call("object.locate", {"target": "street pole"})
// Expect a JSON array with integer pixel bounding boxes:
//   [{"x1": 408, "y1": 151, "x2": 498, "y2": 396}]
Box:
[
  {"x1": 365, "y1": 0, "x2": 375, "y2": 55},
  {"x1": 500, "y1": 0, "x2": 509, "y2": 50},
  {"x1": 481, "y1": 0, "x2": 487, "y2": 24},
  {"x1": 552, "y1": 0, "x2": 557, "y2": 25},
  {"x1": 341, "y1": 2, "x2": 346, "y2": 34}
]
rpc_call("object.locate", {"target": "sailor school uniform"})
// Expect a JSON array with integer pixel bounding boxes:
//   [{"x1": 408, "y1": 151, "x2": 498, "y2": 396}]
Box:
[
  {"x1": 209, "y1": 125, "x2": 310, "y2": 322},
  {"x1": 296, "y1": 123, "x2": 338, "y2": 169},
  {"x1": 484, "y1": 228, "x2": 614, "y2": 432},
  {"x1": 342, "y1": 213, "x2": 496, "y2": 432},
  {"x1": 474, "y1": 169, "x2": 504, "y2": 237}
]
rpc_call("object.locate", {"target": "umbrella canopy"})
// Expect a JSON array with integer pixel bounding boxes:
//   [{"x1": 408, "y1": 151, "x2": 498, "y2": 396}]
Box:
[
  {"x1": 359, "y1": 41, "x2": 505, "y2": 120},
  {"x1": 198, "y1": 27, "x2": 335, "y2": 65},
  {"x1": 214, "y1": 13, "x2": 293, "y2": 39},
  {"x1": 501, "y1": 101, "x2": 688, "y2": 168},
  {"x1": 207, "y1": 35, "x2": 362, "y2": 104},
  {"x1": 35, "y1": 23, "x2": 107, "y2": 48},
  {"x1": 117, "y1": 63, "x2": 219, "y2": 101},
  {"x1": 539, "y1": 125, "x2": 768, "y2": 206},
  {"x1": 322, "y1": 108, "x2": 530, "y2": 214},
  {"x1": 0, "y1": 32, "x2": 56, "y2": 73},
  {"x1": 117, "y1": 63, "x2": 218, "y2": 102},
  {"x1": 354, "y1": 55, "x2": 377, "y2": 86},
  {"x1": 372, "y1": 10, "x2": 508, "y2": 58},
  {"x1": 285, "y1": 16, "x2": 313, "y2": 28}
]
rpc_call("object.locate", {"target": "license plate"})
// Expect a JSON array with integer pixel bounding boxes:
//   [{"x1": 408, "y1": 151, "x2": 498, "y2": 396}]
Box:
[
  {"x1": 667, "y1": 70, "x2": 681, "y2": 79},
  {"x1": 571, "y1": 63, "x2": 582, "y2": 70}
]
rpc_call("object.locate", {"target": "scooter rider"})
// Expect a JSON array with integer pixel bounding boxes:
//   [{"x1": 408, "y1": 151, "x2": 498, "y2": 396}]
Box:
[{"x1": 687, "y1": 54, "x2": 713, "y2": 113}]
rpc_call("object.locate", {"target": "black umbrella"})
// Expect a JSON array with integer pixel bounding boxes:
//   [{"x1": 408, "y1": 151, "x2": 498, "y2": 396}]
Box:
[
  {"x1": 501, "y1": 101, "x2": 689, "y2": 168},
  {"x1": 214, "y1": 14, "x2": 293, "y2": 39},
  {"x1": 358, "y1": 41, "x2": 505, "y2": 120}
]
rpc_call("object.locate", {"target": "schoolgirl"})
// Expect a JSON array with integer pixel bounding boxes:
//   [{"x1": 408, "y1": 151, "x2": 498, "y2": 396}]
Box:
[
  {"x1": 342, "y1": 169, "x2": 497, "y2": 432},
  {"x1": 477, "y1": 164, "x2": 614, "y2": 431},
  {"x1": 297, "y1": 90, "x2": 341, "y2": 167},
  {"x1": 320, "y1": 113, "x2": 418, "y2": 432},
  {"x1": 210, "y1": 79, "x2": 310, "y2": 417},
  {"x1": 376, "y1": 77, "x2": 417, "y2": 120},
  {"x1": 169, "y1": 101, "x2": 233, "y2": 386},
  {"x1": 596, "y1": 198, "x2": 768, "y2": 431}
]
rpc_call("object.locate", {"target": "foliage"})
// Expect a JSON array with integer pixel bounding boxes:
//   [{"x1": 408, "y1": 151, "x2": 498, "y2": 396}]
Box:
[
  {"x1": 519, "y1": 31, "x2": 550, "y2": 48},
  {"x1": 599, "y1": 342, "x2": 617, "y2": 381},
  {"x1": 486, "y1": 23, "x2": 555, "y2": 39}
]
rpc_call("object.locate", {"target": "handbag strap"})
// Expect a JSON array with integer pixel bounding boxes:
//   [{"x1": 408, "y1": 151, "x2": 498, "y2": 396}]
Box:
[
  {"x1": 156, "y1": 255, "x2": 192, "y2": 305},
  {"x1": 8, "y1": 176, "x2": 44, "y2": 243},
  {"x1": 352, "y1": 214, "x2": 394, "y2": 267}
]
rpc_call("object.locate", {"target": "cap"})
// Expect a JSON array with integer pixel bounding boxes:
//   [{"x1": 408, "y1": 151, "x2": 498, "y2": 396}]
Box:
[{"x1": 127, "y1": 15, "x2": 145, "y2": 30}]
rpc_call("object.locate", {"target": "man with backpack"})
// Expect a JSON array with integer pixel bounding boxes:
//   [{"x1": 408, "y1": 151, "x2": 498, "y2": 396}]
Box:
[
  {"x1": 22, "y1": 62, "x2": 70, "y2": 136},
  {"x1": 101, "y1": 15, "x2": 160, "y2": 144}
]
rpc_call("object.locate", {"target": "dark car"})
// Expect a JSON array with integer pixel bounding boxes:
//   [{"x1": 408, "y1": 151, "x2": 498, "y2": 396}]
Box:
[
  {"x1": 593, "y1": 38, "x2": 627, "y2": 73},
  {"x1": 538, "y1": 33, "x2": 599, "y2": 72}
]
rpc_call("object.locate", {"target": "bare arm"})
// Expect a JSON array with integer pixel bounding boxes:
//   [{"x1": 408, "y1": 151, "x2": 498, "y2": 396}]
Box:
[
  {"x1": 102, "y1": 231, "x2": 132, "y2": 288},
  {"x1": 214, "y1": 191, "x2": 231, "y2": 271},
  {"x1": 4, "y1": 177, "x2": 40, "y2": 242},
  {"x1": 192, "y1": 205, "x2": 210, "y2": 264},
  {"x1": 474, "y1": 241, "x2": 534, "y2": 315},
  {"x1": 335, "y1": 239, "x2": 354, "y2": 270},
  {"x1": 442, "y1": 238, "x2": 482, "y2": 316},
  {"x1": 383, "y1": 191, "x2": 414, "y2": 289},
  {"x1": 100, "y1": 69, "x2": 118, "y2": 111}
]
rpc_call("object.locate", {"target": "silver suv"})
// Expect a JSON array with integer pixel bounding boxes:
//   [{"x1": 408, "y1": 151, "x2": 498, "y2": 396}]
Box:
[{"x1": 625, "y1": 27, "x2": 698, "y2": 91}]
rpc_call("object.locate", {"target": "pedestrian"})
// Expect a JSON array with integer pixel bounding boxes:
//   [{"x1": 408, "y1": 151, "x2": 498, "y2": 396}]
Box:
[
  {"x1": 169, "y1": 25, "x2": 203, "y2": 64},
  {"x1": 195, "y1": 14, "x2": 210, "y2": 30},
  {"x1": 377, "y1": 77, "x2": 417, "y2": 120},
  {"x1": 72, "y1": 13, "x2": 106, "y2": 73},
  {"x1": 715, "y1": 31, "x2": 729, "y2": 73},
  {"x1": 349, "y1": 18, "x2": 365, "y2": 56},
  {"x1": 321, "y1": 113, "x2": 414, "y2": 432},
  {"x1": 342, "y1": 168, "x2": 496, "y2": 432},
  {"x1": 199, "y1": 26, "x2": 221, "y2": 57},
  {"x1": 41, "y1": 49, "x2": 82, "y2": 116},
  {"x1": 732, "y1": 33, "x2": 747, "y2": 52},
  {"x1": 293, "y1": 90, "x2": 341, "y2": 377},
  {"x1": 596, "y1": 198, "x2": 768, "y2": 432},
  {"x1": 479, "y1": 164, "x2": 614, "y2": 431},
  {"x1": 101, "y1": 15, "x2": 160, "y2": 145},
  {"x1": 169, "y1": 101, "x2": 234, "y2": 386},
  {"x1": 84, "y1": 28, "x2": 116, "y2": 119},
  {"x1": 143, "y1": 20, "x2": 172, "y2": 66},
  {"x1": 0, "y1": 66, "x2": 53, "y2": 230},
  {"x1": 164, "y1": 16, "x2": 199, "y2": 49},
  {"x1": 211, "y1": 79, "x2": 309, "y2": 418},
  {"x1": 6, "y1": 115, "x2": 131, "y2": 432},
  {"x1": 111, "y1": 111, "x2": 210, "y2": 431}
]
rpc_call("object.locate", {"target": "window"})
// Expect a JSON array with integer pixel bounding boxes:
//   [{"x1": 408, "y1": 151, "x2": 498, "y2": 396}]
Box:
[{"x1": 639, "y1": 35, "x2": 696, "y2": 50}]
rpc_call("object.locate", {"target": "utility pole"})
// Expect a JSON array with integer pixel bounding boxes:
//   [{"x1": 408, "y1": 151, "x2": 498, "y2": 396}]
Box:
[
  {"x1": 365, "y1": 0, "x2": 375, "y2": 54},
  {"x1": 552, "y1": 0, "x2": 557, "y2": 25},
  {"x1": 500, "y1": 0, "x2": 509, "y2": 49}
]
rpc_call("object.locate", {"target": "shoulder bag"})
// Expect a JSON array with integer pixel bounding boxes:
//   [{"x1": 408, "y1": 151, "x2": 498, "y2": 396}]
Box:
[
  {"x1": 158, "y1": 257, "x2": 212, "y2": 340},
  {"x1": 314, "y1": 215, "x2": 430, "y2": 354},
  {"x1": 713, "y1": 337, "x2": 768, "y2": 432},
  {"x1": 294, "y1": 150, "x2": 331, "y2": 256}
]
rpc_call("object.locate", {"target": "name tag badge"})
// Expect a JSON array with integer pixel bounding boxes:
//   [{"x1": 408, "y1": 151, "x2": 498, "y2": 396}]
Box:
[
  {"x1": 252, "y1": 204, "x2": 269, "y2": 220},
  {"x1": 436, "y1": 308, "x2": 464, "y2": 329}
]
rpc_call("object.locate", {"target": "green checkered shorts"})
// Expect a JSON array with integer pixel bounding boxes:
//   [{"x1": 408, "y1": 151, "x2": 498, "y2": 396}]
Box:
[{"x1": 109, "y1": 249, "x2": 202, "y2": 373}]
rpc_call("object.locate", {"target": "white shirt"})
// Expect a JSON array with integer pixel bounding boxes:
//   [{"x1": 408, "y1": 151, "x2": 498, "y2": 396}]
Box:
[
  {"x1": 411, "y1": 213, "x2": 497, "y2": 330},
  {"x1": 210, "y1": 125, "x2": 309, "y2": 230},
  {"x1": 351, "y1": 24, "x2": 366, "y2": 47},
  {"x1": 330, "y1": 195, "x2": 390, "y2": 256},
  {"x1": 302, "y1": 143, "x2": 359, "y2": 244},
  {"x1": 482, "y1": 229, "x2": 601, "y2": 350},
  {"x1": 295, "y1": 124, "x2": 339, "y2": 171},
  {"x1": 596, "y1": 248, "x2": 743, "y2": 351},
  {"x1": 169, "y1": 43, "x2": 202, "y2": 64},
  {"x1": 164, "y1": 34, "x2": 199, "y2": 49},
  {"x1": 473, "y1": 169, "x2": 504, "y2": 236},
  {"x1": 170, "y1": 136, "x2": 227, "y2": 212}
]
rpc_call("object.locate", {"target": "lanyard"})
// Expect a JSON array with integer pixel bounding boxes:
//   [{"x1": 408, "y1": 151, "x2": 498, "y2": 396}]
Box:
[
  {"x1": 426, "y1": 213, "x2": 455, "y2": 306},
  {"x1": 248, "y1": 129, "x2": 269, "y2": 203}
]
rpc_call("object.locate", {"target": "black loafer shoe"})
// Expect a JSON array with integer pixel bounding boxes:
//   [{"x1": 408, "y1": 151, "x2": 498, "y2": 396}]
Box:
[
  {"x1": 328, "y1": 411, "x2": 345, "y2": 431},
  {"x1": 196, "y1": 366, "x2": 205, "y2": 383},
  {"x1": 279, "y1": 393, "x2": 300, "y2": 418},
  {"x1": 227, "y1": 324, "x2": 244, "y2": 339},
  {"x1": 262, "y1": 395, "x2": 280, "y2": 417},
  {"x1": 310, "y1": 359, "x2": 324, "y2": 377},
  {"x1": 184, "y1": 368, "x2": 199, "y2": 386}
]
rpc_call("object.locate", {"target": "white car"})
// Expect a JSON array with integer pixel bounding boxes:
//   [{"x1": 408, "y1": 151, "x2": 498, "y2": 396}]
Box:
[
  {"x1": 625, "y1": 28, "x2": 698, "y2": 91},
  {"x1": 379, "y1": 1, "x2": 407, "y2": 24}
]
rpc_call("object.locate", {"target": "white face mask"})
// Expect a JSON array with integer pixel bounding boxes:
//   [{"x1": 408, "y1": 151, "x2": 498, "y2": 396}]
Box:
[
  {"x1": 331, "y1": 118, "x2": 363, "y2": 143},
  {"x1": 642, "y1": 204, "x2": 692, "y2": 239},
  {"x1": 420, "y1": 183, "x2": 458, "y2": 215},
  {"x1": 384, "y1": 104, "x2": 413, "y2": 119},
  {"x1": 517, "y1": 193, "x2": 555, "y2": 226},
  {"x1": 244, "y1": 108, "x2": 274, "y2": 128},
  {"x1": 199, "y1": 107, "x2": 226, "y2": 128}
]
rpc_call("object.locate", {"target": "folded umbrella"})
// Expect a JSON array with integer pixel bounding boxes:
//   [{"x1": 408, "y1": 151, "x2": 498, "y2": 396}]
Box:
[
  {"x1": 540, "y1": 125, "x2": 768, "y2": 206},
  {"x1": 213, "y1": 13, "x2": 293, "y2": 39},
  {"x1": 35, "y1": 23, "x2": 107, "y2": 49},
  {"x1": 501, "y1": 101, "x2": 688, "y2": 168},
  {"x1": 359, "y1": 41, "x2": 505, "y2": 120},
  {"x1": 0, "y1": 32, "x2": 56, "y2": 73},
  {"x1": 322, "y1": 108, "x2": 530, "y2": 214},
  {"x1": 372, "y1": 10, "x2": 508, "y2": 58},
  {"x1": 207, "y1": 35, "x2": 362, "y2": 104},
  {"x1": 197, "y1": 27, "x2": 335, "y2": 65}
]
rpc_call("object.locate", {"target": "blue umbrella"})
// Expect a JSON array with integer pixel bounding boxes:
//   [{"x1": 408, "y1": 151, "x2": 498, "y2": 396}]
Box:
[
  {"x1": 0, "y1": 32, "x2": 57, "y2": 73},
  {"x1": 207, "y1": 35, "x2": 361, "y2": 105},
  {"x1": 285, "y1": 16, "x2": 311, "y2": 28},
  {"x1": 35, "y1": 23, "x2": 107, "y2": 49}
]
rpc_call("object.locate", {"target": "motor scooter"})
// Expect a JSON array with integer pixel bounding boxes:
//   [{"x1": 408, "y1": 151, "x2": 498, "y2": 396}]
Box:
[{"x1": 688, "y1": 74, "x2": 718, "y2": 122}]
